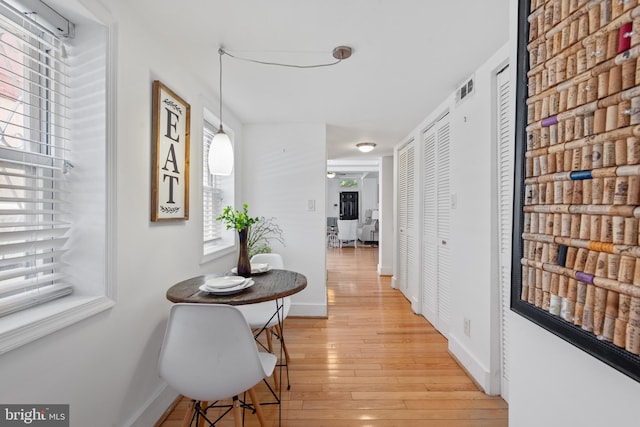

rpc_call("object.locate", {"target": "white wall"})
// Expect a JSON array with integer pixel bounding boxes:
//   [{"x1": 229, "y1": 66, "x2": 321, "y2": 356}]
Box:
[
  {"x1": 0, "y1": 1, "x2": 245, "y2": 425},
  {"x1": 243, "y1": 124, "x2": 327, "y2": 317},
  {"x1": 506, "y1": 2, "x2": 640, "y2": 425},
  {"x1": 378, "y1": 155, "x2": 394, "y2": 275},
  {"x1": 395, "y1": 44, "x2": 509, "y2": 392}
]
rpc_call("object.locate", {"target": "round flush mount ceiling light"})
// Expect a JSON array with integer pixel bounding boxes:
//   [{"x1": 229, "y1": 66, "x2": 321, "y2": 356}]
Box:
[{"x1": 356, "y1": 142, "x2": 376, "y2": 153}]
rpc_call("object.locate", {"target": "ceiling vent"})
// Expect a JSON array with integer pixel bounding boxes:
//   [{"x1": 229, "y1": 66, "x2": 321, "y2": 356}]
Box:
[{"x1": 455, "y1": 76, "x2": 474, "y2": 105}]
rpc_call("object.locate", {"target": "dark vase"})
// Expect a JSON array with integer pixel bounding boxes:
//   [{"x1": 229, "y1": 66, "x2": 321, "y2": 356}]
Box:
[{"x1": 237, "y1": 228, "x2": 251, "y2": 278}]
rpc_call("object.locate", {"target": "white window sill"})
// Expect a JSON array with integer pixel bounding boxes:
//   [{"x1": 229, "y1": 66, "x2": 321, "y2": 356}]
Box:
[
  {"x1": 201, "y1": 242, "x2": 236, "y2": 264},
  {"x1": 0, "y1": 295, "x2": 115, "y2": 355}
]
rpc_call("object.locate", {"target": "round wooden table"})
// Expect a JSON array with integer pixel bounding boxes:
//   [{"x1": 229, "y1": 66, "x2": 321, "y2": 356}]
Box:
[{"x1": 166, "y1": 269, "x2": 307, "y2": 305}]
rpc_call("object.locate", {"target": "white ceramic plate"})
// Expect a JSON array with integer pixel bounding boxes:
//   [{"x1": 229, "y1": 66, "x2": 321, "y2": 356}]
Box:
[
  {"x1": 231, "y1": 263, "x2": 271, "y2": 275},
  {"x1": 202, "y1": 275, "x2": 246, "y2": 290},
  {"x1": 199, "y1": 279, "x2": 255, "y2": 295}
]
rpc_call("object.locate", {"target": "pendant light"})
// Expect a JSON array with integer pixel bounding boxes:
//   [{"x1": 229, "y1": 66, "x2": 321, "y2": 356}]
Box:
[{"x1": 208, "y1": 48, "x2": 234, "y2": 176}]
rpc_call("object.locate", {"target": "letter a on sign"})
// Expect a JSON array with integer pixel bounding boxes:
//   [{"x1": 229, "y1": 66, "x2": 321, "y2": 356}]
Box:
[{"x1": 151, "y1": 80, "x2": 191, "y2": 221}]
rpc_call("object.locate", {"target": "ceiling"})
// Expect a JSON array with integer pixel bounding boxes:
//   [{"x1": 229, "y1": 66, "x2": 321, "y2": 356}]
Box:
[{"x1": 114, "y1": 0, "x2": 510, "y2": 161}]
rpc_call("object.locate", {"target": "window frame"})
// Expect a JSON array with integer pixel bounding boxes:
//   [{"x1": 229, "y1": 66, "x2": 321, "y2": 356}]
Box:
[{"x1": 0, "y1": 1, "x2": 116, "y2": 354}]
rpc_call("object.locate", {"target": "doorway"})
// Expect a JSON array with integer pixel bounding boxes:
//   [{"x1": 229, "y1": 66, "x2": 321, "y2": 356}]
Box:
[{"x1": 339, "y1": 191, "x2": 358, "y2": 220}]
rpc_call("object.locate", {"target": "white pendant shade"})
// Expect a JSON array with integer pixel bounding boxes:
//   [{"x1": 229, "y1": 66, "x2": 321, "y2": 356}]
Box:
[{"x1": 208, "y1": 129, "x2": 234, "y2": 176}]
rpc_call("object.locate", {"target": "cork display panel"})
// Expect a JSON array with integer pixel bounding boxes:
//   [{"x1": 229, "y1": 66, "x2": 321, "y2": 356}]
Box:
[{"x1": 514, "y1": 0, "x2": 640, "y2": 381}]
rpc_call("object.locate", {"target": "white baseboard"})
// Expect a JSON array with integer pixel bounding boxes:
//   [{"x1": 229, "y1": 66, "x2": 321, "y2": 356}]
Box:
[
  {"x1": 123, "y1": 383, "x2": 178, "y2": 427},
  {"x1": 448, "y1": 333, "x2": 499, "y2": 395},
  {"x1": 377, "y1": 264, "x2": 393, "y2": 276}
]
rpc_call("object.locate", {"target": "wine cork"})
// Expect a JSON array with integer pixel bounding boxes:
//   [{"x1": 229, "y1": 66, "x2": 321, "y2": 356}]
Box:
[
  {"x1": 590, "y1": 215, "x2": 601, "y2": 241},
  {"x1": 567, "y1": 84, "x2": 578, "y2": 109},
  {"x1": 561, "y1": 212, "x2": 571, "y2": 236},
  {"x1": 600, "y1": 215, "x2": 613, "y2": 242},
  {"x1": 582, "y1": 145, "x2": 593, "y2": 169},
  {"x1": 624, "y1": 218, "x2": 638, "y2": 245},
  {"x1": 572, "y1": 148, "x2": 582, "y2": 171},
  {"x1": 575, "y1": 282, "x2": 586, "y2": 326},
  {"x1": 635, "y1": 255, "x2": 640, "y2": 285},
  {"x1": 593, "y1": 108, "x2": 606, "y2": 135},
  {"x1": 612, "y1": 216, "x2": 625, "y2": 244},
  {"x1": 550, "y1": 293, "x2": 562, "y2": 316},
  {"x1": 594, "y1": 287, "x2": 608, "y2": 336},
  {"x1": 625, "y1": 323, "x2": 640, "y2": 355},
  {"x1": 556, "y1": 56, "x2": 567, "y2": 84},
  {"x1": 588, "y1": 3, "x2": 600, "y2": 33},
  {"x1": 613, "y1": 176, "x2": 628, "y2": 205},
  {"x1": 606, "y1": 31, "x2": 618, "y2": 60},
  {"x1": 535, "y1": 287, "x2": 543, "y2": 308},
  {"x1": 603, "y1": 313, "x2": 616, "y2": 341},
  {"x1": 592, "y1": 177, "x2": 603, "y2": 204},
  {"x1": 618, "y1": 100, "x2": 631, "y2": 127},
  {"x1": 628, "y1": 136, "x2": 640, "y2": 163},
  {"x1": 559, "y1": 274, "x2": 569, "y2": 297},
  {"x1": 608, "y1": 254, "x2": 621, "y2": 280},
  {"x1": 575, "y1": 248, "x2": 589, "y2": 271},
  {"x1": 562, "y1": 180, "x2": 572, "y2": 203},
  {"x1": 605, "y1": 104, "x2": 618, "y2": 131},
  {"x1": 549, "y1": 124, "x2": 558, "y2": 145},
  {"x1": 596, "y1": 251, "x2": 608, "y2": 278},
  {"x1": 592, "y1": 142, "x2": 603, "y2": 168},
  {"x1": 619, "y1": 294, "x2": 631, "y2": 321},
  {"x1": 602, "y1": 176, "x2": 616, "y2": 203},
  {"x1": 615, "y1": 139, "x2": 628, "y2": 165},
  {"x1": 585, "y1": 250, "x2": 599, "y2": 274},
  {"x1": 583, "y1": 113, "x2": 593, "y2": 136},
  {"x1": 572, "y1": 179, "x2": 583, "y2": 204},
  {"x1": 600, "y1": 1, "x2": 611, "y2": 27},
  {"x1": 597, "y1": 70, "x2": 610, "y2": 98},
  {"x1": 574, "y1": 115, "x2": 584, "y2": 139},
  {"x1": 614, "y1": 318, "x2": 627, "y2": 347},
  {"x1": 634, "y1": 17, "x2": 640, "y2": 47},
  {"x1": 579, "y1": 213, "x2": 591, "y2": 239},
  {"x1": 583, "y1": 179, "x2": 593, "y2": 204},
  {"x1": 618, "y1": 256, "x2": 635, "y2": 283},
  {"x1": 565, "y1": 117, "x2": 575, "y2": 142},
  {"x1": 541, "y1": 69, "x2": 548, "y2": 92},
  {"x1": 525, "y1": 156, "x2": 533, "y2": 177},
  {"x1": 538, "y1": 182, "x2": 546, "y2": 204},
  {"x1": 577, "y1": 80, "x2": 588, "y2": 105},
  {"x1": 570, "y1": 213, "x2": 580, "y2": 237},
  {"x1": 622, "y1": 60, "x2": 636, "y2": 90},
  {"x1": 579, "y1": 12, "x2": 590, "y2": 40},
  {"x1": 627, "y1": 176, "x2": 640, "y2": 205},
  {"x1": 608, "y1": 65, "x2": 622, "y2": 95},
  {"x1": 627, "y1": 297, "x2": 640, "y2": 326},
  {"x1": 611, "y1": 0, "x2": 623, "y2": 19},
  {"x1": 603, "y1": 140, "x2": 615, "y2": 166},
  {"x1": 566, "y1": 247, "x2": 578, "y2": 269},
  {"x1": 629, "y1": 98, "x2": 640, "y2": 124},
  {"x1": 582, "y1": 284, "x2": 595, "y2": 332}
]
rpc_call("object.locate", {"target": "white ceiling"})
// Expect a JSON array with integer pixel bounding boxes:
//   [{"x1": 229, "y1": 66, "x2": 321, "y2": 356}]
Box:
[{"x1": 116, "y1": 0, "x2": 510, "y2": 160}]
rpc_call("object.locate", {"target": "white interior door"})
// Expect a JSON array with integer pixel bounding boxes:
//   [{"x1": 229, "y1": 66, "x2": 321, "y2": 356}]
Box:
[
  {"x1": 496, "y1": 65, "x2": 512, "y2": 401},
  {"x1": 436, "y1": 118, "x2": 452, "y2": 336},
  {"x1": 398, "y1": 140, "x2": 416, "y2": 299},
  {"x1": 420, "y1": 113, "x2": 451, "y2": 336}
]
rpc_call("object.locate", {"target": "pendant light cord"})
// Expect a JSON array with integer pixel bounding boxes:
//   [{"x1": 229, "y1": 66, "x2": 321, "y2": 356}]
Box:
[
  {"x1": 218, "y1": 48, "x2": 224, "y2": 130},
  {"x1": 220, "y1": 47, "x2": 344, "y2": 69}
]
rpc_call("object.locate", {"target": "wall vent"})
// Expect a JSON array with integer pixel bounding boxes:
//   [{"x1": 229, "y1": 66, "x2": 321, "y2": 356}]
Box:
[{"x1": 455, "y1": 76, "x2": 474, "y2": 105}]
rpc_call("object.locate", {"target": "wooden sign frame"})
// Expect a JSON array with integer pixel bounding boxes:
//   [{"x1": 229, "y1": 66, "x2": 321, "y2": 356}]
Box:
[{"x1": 151, "y1": 80, "x2": 190, "y2": 221}]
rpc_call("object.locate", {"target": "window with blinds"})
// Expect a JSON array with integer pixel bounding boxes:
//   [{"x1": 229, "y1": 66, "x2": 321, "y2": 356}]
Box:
[
  {"x1": 0, "y1": 2, "x2": 72, "y2": 317},
  {"x1": 203, "y1": 120, "x2": 228, "y2": 250}
]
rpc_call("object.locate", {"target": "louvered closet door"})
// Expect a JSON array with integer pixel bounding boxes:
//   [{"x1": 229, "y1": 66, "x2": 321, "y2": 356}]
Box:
[
  {"x1": 422, "y1": 126, "x2": 438, "y2": 322},
  {"x1": 436, "y1": 118, "x2": 452, "y2": 335},
  {"x1": 420, "y1": 113, "x2": 451, "y2": 336},
  {"x1": 406, "y1": 142, "x2": 417, "y2": 302},
  {"x1": 496, "y1": 66, "x2": 512, "y2": 401},
  {"x1": 398, "y1": 140, "x2": 416, "y2": 297}
]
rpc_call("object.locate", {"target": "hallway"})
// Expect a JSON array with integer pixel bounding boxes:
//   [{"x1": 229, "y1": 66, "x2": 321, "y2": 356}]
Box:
[{"x1": 158, "y1": 246, "x2": 508, "y2": 426}]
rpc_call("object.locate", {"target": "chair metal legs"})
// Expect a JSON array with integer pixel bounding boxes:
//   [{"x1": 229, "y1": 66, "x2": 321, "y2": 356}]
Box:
[{"x1": 180, "y1": 389, "x2": 266, "y2": 427}]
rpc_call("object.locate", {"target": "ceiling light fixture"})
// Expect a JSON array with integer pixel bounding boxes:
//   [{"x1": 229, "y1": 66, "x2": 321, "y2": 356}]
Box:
[
  {"x1": 219, "y1": 46, "x2": 352, "y2": 69},
  {"x1": 208, "y1": 48, "x2": 234, "y2": 176},
  {"x1": 327, "y1": 171, "x2": 336, "y2": 178},
  {"x1": 356, "y1": 142, "x2": 376, "y2": 153}
]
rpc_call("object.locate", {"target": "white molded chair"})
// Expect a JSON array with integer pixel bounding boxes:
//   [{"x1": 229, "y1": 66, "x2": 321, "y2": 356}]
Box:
[
  {"x1": 337, "y1": 219, "x2": 358, "y2": 248},
  {"x1": 158, "y1": 303, "x2": 276, "y2": 427},
  {"x1": 235, "y1": 253, "x2": 291, "y2": 388}
]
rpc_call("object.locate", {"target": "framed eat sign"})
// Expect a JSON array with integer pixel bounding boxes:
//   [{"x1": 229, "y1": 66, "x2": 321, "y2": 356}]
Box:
[{"x1": 151, "y1": 80, "x2": 190, "y2": 221}]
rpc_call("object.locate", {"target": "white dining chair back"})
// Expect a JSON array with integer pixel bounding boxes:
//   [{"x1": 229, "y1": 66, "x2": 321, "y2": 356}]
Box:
[
  {"x1": 250, "y1": 253, "x2": 284, "y2": 269},
  {"x1": 337, "y1": 219, "x2": 358, "y2": 248},
  {"x1": 158, "y1": 303, "x2": 276, "y2": 402}
]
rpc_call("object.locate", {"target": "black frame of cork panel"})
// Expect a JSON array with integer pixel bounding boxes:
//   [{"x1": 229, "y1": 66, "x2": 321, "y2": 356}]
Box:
[{"x1": 513, "y1": 0, "x2": 640, "y2": 382}]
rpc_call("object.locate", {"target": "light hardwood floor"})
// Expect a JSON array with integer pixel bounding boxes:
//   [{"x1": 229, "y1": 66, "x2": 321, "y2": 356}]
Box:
[{"x1": 157, "y1": 246, "x2": 508, "y2": 427}]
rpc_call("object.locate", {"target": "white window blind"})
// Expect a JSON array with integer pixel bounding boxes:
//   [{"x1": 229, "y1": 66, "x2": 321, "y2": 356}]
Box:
[
  {"x1": 203, "y1": 121, "x2": 224, "y2": 244},
  {"x1": 0, "y1": 1, "x2": 72, "y2": 317}
]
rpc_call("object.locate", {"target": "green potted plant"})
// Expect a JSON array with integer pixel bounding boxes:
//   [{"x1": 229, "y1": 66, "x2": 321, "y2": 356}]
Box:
[{"x1": 216, "y1": 203, "x2": 260, "y2": 277}]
